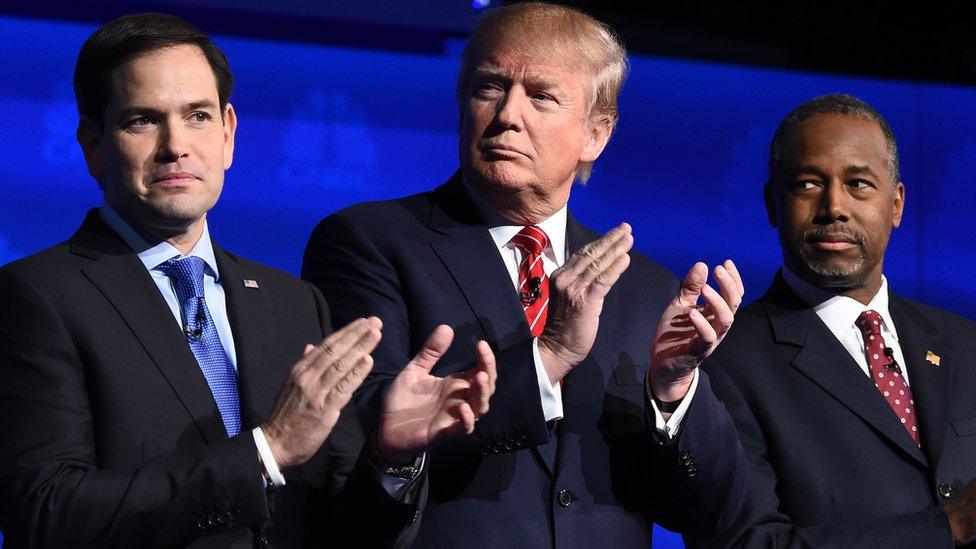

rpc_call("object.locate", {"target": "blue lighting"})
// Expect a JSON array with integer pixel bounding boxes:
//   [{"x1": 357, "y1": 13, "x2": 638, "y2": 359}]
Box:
[{"x1": 472, "y1": 0, "x2": 490, "y2": 10}]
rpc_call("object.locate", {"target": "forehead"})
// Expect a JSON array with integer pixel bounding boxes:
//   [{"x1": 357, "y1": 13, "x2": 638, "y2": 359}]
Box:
[
  {"x1": 471, "y1": 42, "x2": 589, "y2": 85},
  {"x1": 107, "y1": 44, "x2": 218, "y2": 107},
  {"x1": 780, "y1": 113, "x2": 889, "y2": 173}
]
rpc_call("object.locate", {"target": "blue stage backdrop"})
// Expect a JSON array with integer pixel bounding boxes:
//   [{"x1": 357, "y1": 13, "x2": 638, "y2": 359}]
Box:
[{"x1": 3, "y1": 13, "x2": 976, "y2": 549}]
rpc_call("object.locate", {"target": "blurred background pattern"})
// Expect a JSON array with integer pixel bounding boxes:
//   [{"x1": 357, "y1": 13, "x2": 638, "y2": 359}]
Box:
[{"x1": 2, "y1": 2, "x2": 976, "y2": 547}]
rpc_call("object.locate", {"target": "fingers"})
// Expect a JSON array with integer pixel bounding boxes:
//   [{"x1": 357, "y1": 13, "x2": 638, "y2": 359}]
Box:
[
  {"x1": 313, "y1": 316, "x2": 382, "y2": 392},
  {"x1": 713, "y1": 260, "x2": 744, "y2": 313},
  {"x1": 700, "y1": 283, "x2": 734, "y2": 336},
  {"x1": 677, "y1": 262, "x2": 708, "y2": 306},
  {"x1": 408, "y1": 325, "x2": 455, "y2": 372},
  {"x1": 687, "y1": 307, "x2": 718, "y2": 353},
  {"x1": 322, "y1": 355, "x2": 374, "y2": 411},
  {"x1": 561, "y1": 223, "x2": 633, "y2": 279},
  {"x1": 474, "y1": 340, "x2": 497, "y2": 396}
]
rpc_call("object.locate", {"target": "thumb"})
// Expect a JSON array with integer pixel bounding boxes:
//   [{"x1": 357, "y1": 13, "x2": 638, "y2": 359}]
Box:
[
  {"x1": 677, "y1": 262, "x2": 708, "y2": 305},
  {"x1": 409, "y1": 324, "x2": 455, "y2": 372}
]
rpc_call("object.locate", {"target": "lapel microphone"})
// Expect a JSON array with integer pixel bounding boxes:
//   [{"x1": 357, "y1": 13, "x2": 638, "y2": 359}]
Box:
[
  {"x1": 882, "y1": 347, "x2": 901, "y2": 373},
  {"x1": 520, "y1": 276, "x2": 543, "y2": 304}
]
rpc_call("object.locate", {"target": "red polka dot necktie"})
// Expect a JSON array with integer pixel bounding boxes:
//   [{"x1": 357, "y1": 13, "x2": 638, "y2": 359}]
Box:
[
  {"x1": 855, "y1": 310, "x2": 919, "y2": 446},
  {"x1": 510, "y1": 226, "x2": 550, "y2": 337}
]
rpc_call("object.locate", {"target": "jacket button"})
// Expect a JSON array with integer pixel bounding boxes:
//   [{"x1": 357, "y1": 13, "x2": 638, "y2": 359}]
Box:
[
  {"x1": 680, "y1": 449, "x2": 692, "y2": 460},
  {"x1": 259, "y1": 535, "x2": 271, "y2": 547},
  {"x1": 557, "y1": 489, "x2": 574, "y2": 508},
  {"x1": 939, "y1": 483, "x2": 955, "y2": 500}
]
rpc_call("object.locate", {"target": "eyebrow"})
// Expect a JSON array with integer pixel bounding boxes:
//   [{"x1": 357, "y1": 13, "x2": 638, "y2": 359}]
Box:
[
  {"x1": 116, "y1": 100, "x2": 219, "y2": 120},
  {"x1": 471, "y1": 63, "x2": 566, "y2": 91},
  {"x1": 789, "y1": 164, "x2": 880, "y2": 179}
]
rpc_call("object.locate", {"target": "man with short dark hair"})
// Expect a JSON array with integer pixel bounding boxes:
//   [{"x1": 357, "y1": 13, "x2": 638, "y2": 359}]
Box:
[
  {"x1": 303, "y1": 3, "x2": 747, "y2": 547},
  {"x1": 687, "y1": 93, "x2": 976, "y2": 547},
  {"x1": 0, "y1": 13, "x2": 497, "y2": 547}
]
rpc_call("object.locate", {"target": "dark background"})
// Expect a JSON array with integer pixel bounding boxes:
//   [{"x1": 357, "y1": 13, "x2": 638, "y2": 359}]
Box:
[{"x1": 2, "y1": 1, "x2": 975, "y2": 547}]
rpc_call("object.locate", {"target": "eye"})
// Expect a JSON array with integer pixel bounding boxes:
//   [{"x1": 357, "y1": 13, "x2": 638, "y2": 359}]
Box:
[
  {"x1": 849, "y1": 179, "x2": 872, "y2": 189},
  {"x1": 189, "y1": 111, "x2": 213, "y2": 123},
  {"x1": 127, "y1": 116, "x2": 155, "y2": 128},
  {"x1": 474, "y1": 81, "x2": 503, "y2": 98},
  {"x1": 793, "y1": 180, "x2": 820, "y2": 191},
  {"x1": 532, "y1": 92, "x2": 555, "y2": 102}
]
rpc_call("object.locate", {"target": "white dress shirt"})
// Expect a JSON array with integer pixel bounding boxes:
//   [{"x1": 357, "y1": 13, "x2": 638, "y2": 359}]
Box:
[
  {"x1": 782, "y1": 268, "x2": 910, "y2": 386},
  {"x1": 463, "y1": 184, "x2": 696, "y2": 438}
]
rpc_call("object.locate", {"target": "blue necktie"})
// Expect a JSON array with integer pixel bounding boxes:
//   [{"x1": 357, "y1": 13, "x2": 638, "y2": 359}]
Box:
[{"x1": 159, "y1": 257, "x2": 241, "y2": 437}]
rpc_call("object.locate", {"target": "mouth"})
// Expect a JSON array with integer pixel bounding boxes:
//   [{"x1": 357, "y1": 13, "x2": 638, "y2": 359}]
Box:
[
  {"x1": 479, "y1": 143, "x2": 528, "y2": 160},
  {"x1": 152, "y1": 172, "x2": 201, "y2": 186},
  {"x1": 804, "y1": 230, "x2": 864, "y2": 253}
]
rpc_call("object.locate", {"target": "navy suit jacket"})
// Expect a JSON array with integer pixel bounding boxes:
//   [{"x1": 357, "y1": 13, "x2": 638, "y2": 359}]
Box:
[
  {"x1": 302, "y1": 175, "x2": 745, "y2": 548},
  {"x1": 687, "y1": 273, "x2": 976, "y2": 548},
  {"x1": 0, "y1": 210, "x2": 413, "y2": 548}
]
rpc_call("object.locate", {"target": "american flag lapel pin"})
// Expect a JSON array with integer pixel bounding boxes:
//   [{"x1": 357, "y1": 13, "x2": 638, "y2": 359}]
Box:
[
  {"x1": 243, "y1": 279, "x2": 260, "y2": 289},
  {"x1": 925, "y1": 350, "x2": 941, "y2": 366}
]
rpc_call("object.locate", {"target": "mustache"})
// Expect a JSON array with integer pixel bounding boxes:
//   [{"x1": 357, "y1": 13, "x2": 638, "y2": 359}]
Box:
[{"x1": 803, "y1": 226, "x2": 866, "y2": 248}]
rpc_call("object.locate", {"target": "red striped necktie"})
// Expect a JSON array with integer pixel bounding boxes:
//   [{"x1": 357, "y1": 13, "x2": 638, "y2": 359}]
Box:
[
  {"x1": 510, "y1": 226, "x2": 550, "y2": 337},
  {"x1": 855, "y1": 310, "x2": 920, "y2": 446}
]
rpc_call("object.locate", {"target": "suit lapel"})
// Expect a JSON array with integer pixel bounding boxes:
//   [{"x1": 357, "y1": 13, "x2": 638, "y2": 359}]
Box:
[
  {"x1": 215, "y1": 246, "x2": 279, "y2": 429},
  {"x1": 73, "y1": 212, "x2": 227, "y2": 443},
  {"x1": 426, "y1": 177, "x2": 533, "y2": 348},
  {"x1": 890, "y1": 295, "x2": 949, "y2": 469},
  {"x1": 764, "y1": 275, "x2": 927, "y2": 468}
]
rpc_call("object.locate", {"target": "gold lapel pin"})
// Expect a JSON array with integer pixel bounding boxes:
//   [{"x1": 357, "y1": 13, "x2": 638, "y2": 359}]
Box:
[{"x1": 925, "y1": 350, "x2": 941, "y2": 366}]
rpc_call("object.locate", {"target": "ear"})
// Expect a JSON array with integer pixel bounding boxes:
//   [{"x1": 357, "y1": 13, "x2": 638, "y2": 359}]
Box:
[
  {"x1": 222, "y1": 103, "x2": 238, "y2": 170},
  {"x1": 579, "y1": 115, "x2": 613, "y2": 163},
  {"x1": 891, "y1": 181, "x2": 905, "y2": 228},
  {"x1": 763, "y1": 180, "x2": 778, "y2": 228},
  {"x1": 76, "y1": 117, "x2": 103, "y2": 183}
]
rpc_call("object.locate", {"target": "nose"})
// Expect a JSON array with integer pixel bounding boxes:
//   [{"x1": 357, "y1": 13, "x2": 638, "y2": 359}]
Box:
[
  {"x1": 156, "y1": 119, "x2": 191, "y2": 163},
  {"x1": 816, "y1": 179, "x2": 851, "y2": 223},
  {"x1": 493, "y1": 87, "x2": 526, "y2": 132}
]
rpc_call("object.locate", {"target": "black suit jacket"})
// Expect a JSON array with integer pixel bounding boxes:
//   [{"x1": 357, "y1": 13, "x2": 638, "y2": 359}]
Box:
[
  {"x1": 0, "y1": 210, "x2": 412, "y2": 548},
  {"x1": 687, "y1": 273, "x2": 976, "y2": 548},
  {"x1": 302, "y1": 175, "x2": 746, "y2": 548}
]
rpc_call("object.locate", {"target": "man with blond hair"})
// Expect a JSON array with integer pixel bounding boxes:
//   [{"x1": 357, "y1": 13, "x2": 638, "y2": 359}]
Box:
[{"x1": 303, "y1": 3, "x2": 746, "y2": 547}]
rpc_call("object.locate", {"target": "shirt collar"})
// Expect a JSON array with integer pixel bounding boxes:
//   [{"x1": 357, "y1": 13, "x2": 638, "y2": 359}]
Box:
[
  {"x1": 462, "y1": 179, "x2": 568, "y2": 264},
  {"x1": 98, "y1": 202, "x2": 220, "y2": 281},
  {"x1": 782, "y1": 267, "x2": 898, "y2": 343}
]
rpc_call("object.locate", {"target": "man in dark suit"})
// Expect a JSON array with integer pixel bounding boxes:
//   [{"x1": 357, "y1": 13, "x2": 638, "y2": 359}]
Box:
[
  {"x1": 0, "y1": 13, "x2": 497, "y2": 547},
  {"x1": 687, "y1": 93, "x2": 976, "y2": 548},
  {"x1": 302, "y1": 3, "x2": 747, "y2": 547}
]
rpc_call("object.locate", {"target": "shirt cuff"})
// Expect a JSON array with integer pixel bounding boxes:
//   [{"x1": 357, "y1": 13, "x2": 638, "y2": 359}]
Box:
[
  {"x1": 370, "y1": 452, "x2": 427, "y2": 503},
  {"x1": 252, "y1": 426, "x2": 286, "y2": 488},
  {"x1": 648, "y1": 368, "x2": 700, "y2": 439},
  {"x1": 533, "y1": 337, "x2": 564, "y2": 422}
]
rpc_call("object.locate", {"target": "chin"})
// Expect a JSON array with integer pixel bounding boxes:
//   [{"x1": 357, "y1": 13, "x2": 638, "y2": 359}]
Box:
[{"x1": 145, "y1": 197, "x2": 212, "y2": 228}]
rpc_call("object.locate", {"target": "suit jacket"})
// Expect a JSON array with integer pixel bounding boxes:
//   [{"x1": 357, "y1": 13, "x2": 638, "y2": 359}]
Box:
[
  {"x1": 687, "y1": 273, "x2": 976, "y2": 548},
  {"x1": 302, "y1": 174, "x2": 746, "y2": 548},
  {"x1": 0, "y1": 210, "x2": 413, "y2": 548}
]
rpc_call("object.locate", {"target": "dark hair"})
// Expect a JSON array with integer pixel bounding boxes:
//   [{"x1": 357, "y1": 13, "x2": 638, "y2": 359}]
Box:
[
  {"x1": 768, "y1": 93, "x2": 900, "y2": 182},
  {"x1": 73, "y1": 13, "x2": 234, "y2": 130}
]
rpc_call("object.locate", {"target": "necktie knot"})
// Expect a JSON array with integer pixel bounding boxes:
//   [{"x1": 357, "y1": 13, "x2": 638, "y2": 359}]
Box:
[
  {"x1": 159, "y1": 256, "x2": 207, "y2": 300},
  {"x1": 510, "y1": 226, "x2": 549, "y2": 256},
  {"x1": 856, "y1": 309, "x2": 883, "y2": 338}
]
